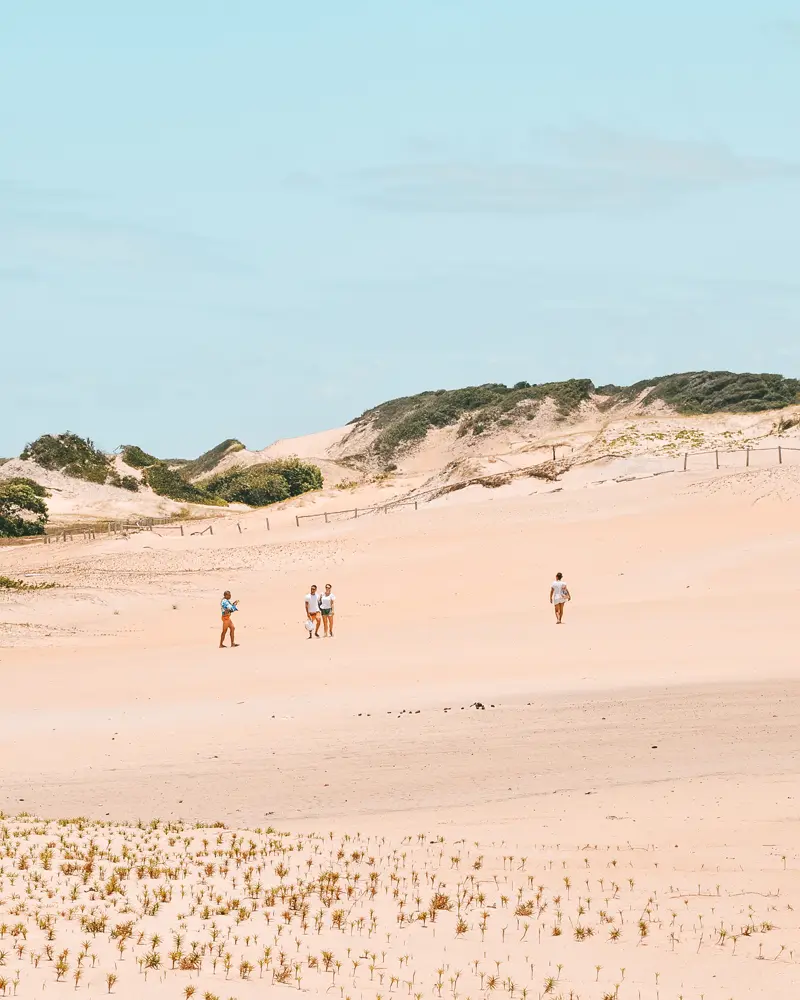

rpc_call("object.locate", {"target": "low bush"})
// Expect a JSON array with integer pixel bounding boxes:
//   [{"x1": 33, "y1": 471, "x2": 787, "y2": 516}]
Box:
[
  {"x1": 204, "y1": 457, "x2": 322, "y2": 507},
  {"x1": 143, "y1": 463, "x2": 228, "y2": 506},
  {"x1": 121, "y1": 445, "x2": 158, "y2": 468},
  {"x1": 0, "y1": 575, "x2": 58, "y2": 591},
  {"x1": 21, "y1": 432, "x2": 112, "y2": 484},
  {"x1": 180, "y1": 439, "x2": 245, "y2": 481},
  {"x1": 0, "y1": 476, "x2": 50, "y2": 498},
  {"x1": 119, "y1": 475, "x2": 140, "y2": 492},
  {"x1": 0, "y1": 481, "x2": 49, "y2": 536}
]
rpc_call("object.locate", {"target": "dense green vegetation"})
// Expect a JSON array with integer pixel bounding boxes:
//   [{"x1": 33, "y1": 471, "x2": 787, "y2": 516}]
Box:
[
  {"x1": 16, "y1": 433, "x2": 322, "y2": 508},
  {"x1": 21, "y1": 433, "x2": 112, "y2": 484},
  {"x1": 180, "y1": 439, "x2": 245, "y2": 481},
  {"x1": 352, "y1": 371, "x2": 800, "y2": 458},
  {"x1": 120, "y1": 444, "x2": 158, "y2": 468},
  {"x1": 142, "y1": 464, "x2": 228, "y2": 506},
  {"x1": 204, "y1": 458, "x2": 323, "y2": 506},
  {"x1": 618, "y1": 371, "x2": 800, "y2": 414},
  {"x1": 2, "y1": 476, "x2": 50, "y2": 498},
  {"x1": 353, "y1": 379, "x2": 595, "y2": 457},
  {"x1": 0, "y1": 479, "x2": 49, "y2": 536}
]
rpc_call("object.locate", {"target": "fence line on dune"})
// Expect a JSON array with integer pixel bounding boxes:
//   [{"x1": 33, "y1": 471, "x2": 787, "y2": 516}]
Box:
[
  {"x1": 0, "y1": 514, "x2": 206, "y2": 546},
  {"x1": 294, "y1": 496, "x2": 423, "y2": 526},
  {"x1": 291, "y1": 461, "x2": 570, "y2": 526},
  {"x1": 4, "y1": 443, "x2": 798, "y2": 547},
  {"x1": 682, "y1": 444, "x2": 800, "y2": 471}
]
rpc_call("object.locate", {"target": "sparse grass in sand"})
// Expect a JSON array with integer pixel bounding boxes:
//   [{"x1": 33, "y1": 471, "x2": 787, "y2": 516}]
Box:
[
  {"x1": 0, "y1": 816, "x2": 795, "y2": 999},
  {"x1": 0, "y1": 575, "x2": 58, "y2": 591}
]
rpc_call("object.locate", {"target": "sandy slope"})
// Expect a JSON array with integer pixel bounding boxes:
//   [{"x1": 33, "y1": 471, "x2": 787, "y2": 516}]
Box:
[
  {"x1": 0, "y1": 458, "x2": 218, "y2": 523},
  {"x1": 204, "y1": 425, "x2": 357, "y2": 486},
  {"x1": 1, "y1": 460, "x2": 799, "y2": 998}
]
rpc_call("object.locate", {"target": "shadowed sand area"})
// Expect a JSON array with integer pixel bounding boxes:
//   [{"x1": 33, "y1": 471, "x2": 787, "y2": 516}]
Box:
[{"x1": 2, "y1": 464, "x2": 799, "y2": 997}]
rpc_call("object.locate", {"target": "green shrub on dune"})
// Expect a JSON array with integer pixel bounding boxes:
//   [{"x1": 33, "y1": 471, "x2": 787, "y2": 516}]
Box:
[
  {"x1": 180, "y1": 439, "x2": 245, "y2": 481},
  {"x1": 0, "y1": 480, "x2": 49, "y2": 536},
  {"x1": 21, "y1": 432, "x2": 111, "y2": 484},
  {"x1": 143, "y1": 463, "x2": 228, "y2": 506},
  {"x1": 355, "y1": 380, "x2": 595, "y2": 458},
  {"x1": 120, "y1": 444, "x2": 158, "y2": 468},
  {"x1": 204, "y1": 457, "x2": 322, "y2": 507},
  {"x1": 351, "y1": 371, "x2": 800, "y2": 459},
  {"x1": 631, "y1": 371, "x2": 800, "y2": 414}
]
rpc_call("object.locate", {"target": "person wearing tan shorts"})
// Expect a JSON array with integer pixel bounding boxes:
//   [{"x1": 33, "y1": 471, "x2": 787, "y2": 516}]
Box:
[{"x1": 220, "y1": 591, "x2": 239, "y2": 647}]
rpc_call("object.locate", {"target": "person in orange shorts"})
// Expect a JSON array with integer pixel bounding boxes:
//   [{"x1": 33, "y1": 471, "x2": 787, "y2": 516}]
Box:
[{"x1": 220, "y1": 590, "x2": 239, "y2": 647}]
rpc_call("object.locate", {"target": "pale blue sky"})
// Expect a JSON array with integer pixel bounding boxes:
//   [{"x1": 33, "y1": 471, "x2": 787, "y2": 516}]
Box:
[{"x1": 3, "y1": 2, "x2": 800, "y2": 457}]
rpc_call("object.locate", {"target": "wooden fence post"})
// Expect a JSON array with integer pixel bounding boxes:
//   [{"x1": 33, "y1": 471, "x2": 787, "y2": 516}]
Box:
[
  {"x1": 354, "y1": 508, "x2": 358, "y2": 519},
  {"x1": 265, "y1": 517, "x2": 270, "y2": 531},
  {"x1": 295, "y1": 515, "x2": 299, "y2": 527},
  {"x1": 237, "y1": 522, "x2": 242, "y2": 534},
  {"x1": 414, "y1": 501, "x2": 418, "y2": 510},
  {"x1": 778, "y1": 445, "x2": 782, "y2": 465},
  {"x1": 683, "y1": 452, "x2": 688, "y2": 471},
  {"x1": 324, "y1": 512, "x2": 329, "y2": 523},
  {"x1": 209, "y1": 525, "x2": 213, "y2": 535},
  {"x1": 552, "y1": 445, "x2": 556, "y2": 461},
  {"x1": 746, "y1": 447, "x2": 750, "y2": 467},
  {"x1": 180, "y1": 525, "x2": 184, "y2": 536},
  {"x1": 715, "y1": 450, "x2": 719, "y2": 470}
]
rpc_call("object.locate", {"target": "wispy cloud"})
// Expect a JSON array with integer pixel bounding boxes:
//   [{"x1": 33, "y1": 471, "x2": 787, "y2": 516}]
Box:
[
  {"x1": 771, "y1": 18, "x2": 800, "y2": 43},
  {"x1": 349, "y1": 126, "x2": 800, "y2": 215},
  {"x1": 0, "y1": 178, "x2": 253, "y2": 280}
]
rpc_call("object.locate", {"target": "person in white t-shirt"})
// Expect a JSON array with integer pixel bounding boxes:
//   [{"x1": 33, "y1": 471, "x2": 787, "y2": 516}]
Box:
[
  {"x1": 304, "y1": 585, "x2": 321, "y2": 638},
  {"x1": 549, "y1": 572, "x2": 571, "y2": 624},
  {"x1": 319, "y1": 583, "x2": 336, "y2": 637}
]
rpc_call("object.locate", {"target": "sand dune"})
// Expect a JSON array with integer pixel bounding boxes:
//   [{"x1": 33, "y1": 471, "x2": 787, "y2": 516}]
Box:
[
  {"x1": 2, "y1": 458, "x2": 799, "y2": 998},
  {"x1": 0, "y1": 458, "x2": 217, "y2": 523}
]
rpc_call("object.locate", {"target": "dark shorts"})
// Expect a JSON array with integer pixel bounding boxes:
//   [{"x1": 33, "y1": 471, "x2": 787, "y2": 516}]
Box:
[{"x1": 321, "y1": 608, "x2": 332, "y2": 616}]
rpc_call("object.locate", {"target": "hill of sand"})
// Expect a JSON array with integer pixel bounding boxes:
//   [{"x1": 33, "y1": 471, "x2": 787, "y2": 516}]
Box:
[
  {"x1": 195, "y1": 398, "x2": 800, "y2": 498},
  {"x1": 7, "y1": 390, "x2": 800, "y2": 532},
  {"x1": 203, "y1": 425, "x2": 358, "y2": 486},
  {"x1": 0, "y1": 457, "x2": 227, "y2": 524},
  {"x1": 2, "y1": 456, "x2": 800, "y2": 998}
]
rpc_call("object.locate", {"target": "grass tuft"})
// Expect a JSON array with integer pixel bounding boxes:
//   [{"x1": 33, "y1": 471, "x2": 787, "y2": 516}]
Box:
[{"x1": 0, "y1": 575, "x2": 59, "y2": 591}]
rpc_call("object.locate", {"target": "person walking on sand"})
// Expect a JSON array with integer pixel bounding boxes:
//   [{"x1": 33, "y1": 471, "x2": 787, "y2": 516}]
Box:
[
  {"x1": 320, "y1": 583, "x2": 336, "y2": 637},
  {"x1": 305, "y1": 584, "x2": 321, "y2": 638},
  {"x1": 220, "y1": 590, "x2": 239, "y2": 647},
  {"x1": 550, "y1": 572, "x2": 571, "y2": 624}
]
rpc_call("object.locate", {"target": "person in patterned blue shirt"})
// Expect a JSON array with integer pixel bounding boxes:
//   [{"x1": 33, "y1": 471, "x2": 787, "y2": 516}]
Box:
[{"x1": 219, "y1": 590, "x2": 239, "y2": 648}]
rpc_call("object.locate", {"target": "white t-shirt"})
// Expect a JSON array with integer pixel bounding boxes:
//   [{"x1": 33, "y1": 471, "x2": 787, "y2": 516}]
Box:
[
  {"x1": 551, "y1": 580, "x2": 568, "y2": 603},
  {"x1": 305, "y1": 593, "x2": 320, "y2": 614},
  {"x1": 319, "y1": 593, "x2": 336, "y2": 610}
]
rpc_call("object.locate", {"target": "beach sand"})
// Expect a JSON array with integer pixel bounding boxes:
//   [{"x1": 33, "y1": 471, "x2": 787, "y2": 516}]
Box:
[{"x1": 1, "y1": 461, "x2": 799, "y2": 997}]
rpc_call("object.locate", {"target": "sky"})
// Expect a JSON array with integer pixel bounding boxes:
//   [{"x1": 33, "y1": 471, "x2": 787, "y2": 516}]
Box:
[{"x1": 2, "y1": 1, "x2": 800, "y2": 458}]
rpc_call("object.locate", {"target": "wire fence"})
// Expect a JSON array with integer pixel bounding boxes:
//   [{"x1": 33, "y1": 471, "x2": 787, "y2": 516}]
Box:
[
  {"x1": 294, "y1": 496, "x2": 425, "y2": 526},
  {"x1": 682, "y1": 444, "x2": 800, "y2": 471},
  {"x1": 0, "y1": 515, "x2": 205, "y2": 546},
  {"x1": 4, "y1": 443, "x2": 798, "y2": 546}
]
